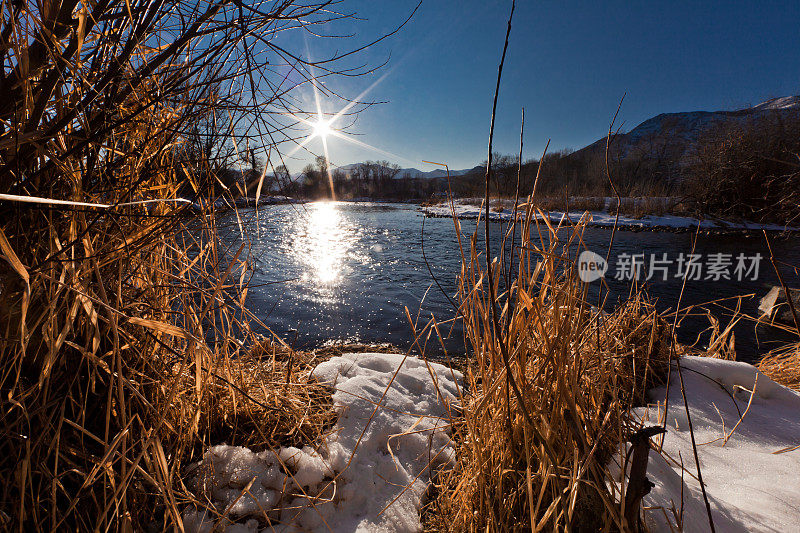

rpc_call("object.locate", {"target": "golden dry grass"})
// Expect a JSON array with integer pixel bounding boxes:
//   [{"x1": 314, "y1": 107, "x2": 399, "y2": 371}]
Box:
[
  {"x1": 421, "y1": 187, "x2": 798, "y2": 531},
  {"x1": 0, "y1": 1, "x2": 373, "y2": 528},
  {"x1": 758, "y1": 341, "x2": 800, "y2": 391},
  {"x1": 0, "y1": 19, "x2": 315, "y2": 531},
  {"x1": 0, "y1": 186, "x2": 340, "y2": 529},
  {"x1": 420, "y1": 210, "x2": 675, "y2": 532},
  {"x1": 3, "y1": 2, "x2": 796, "y2": 530}
]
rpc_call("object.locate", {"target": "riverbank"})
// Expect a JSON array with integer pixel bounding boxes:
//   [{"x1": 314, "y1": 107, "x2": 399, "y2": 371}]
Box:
[
  {"x1": 175, "y1": 313, "x2": 800, "y2": 532},
  {"x1": 190, "y1": 195, "x2": 306, "y2": 212},
  {"x1": 195, "y1": 196, "x2": 798, "y2": 234},
  {"x1": 421, "y1": 198, "x2": 799, "y2": 234}
]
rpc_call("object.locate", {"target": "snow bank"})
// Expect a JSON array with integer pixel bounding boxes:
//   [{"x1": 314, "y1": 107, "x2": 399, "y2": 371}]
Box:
[
  {"x1": 183, "y1": 353, "x2": 462, "y2": 532},
  {"x1": 235, "y1": 196, "x2": 304, "y2": 206},
  {"x1": 421, "y1": 202, "x2": 797, "y2": 232},
  {"x1": 628, "y1": 356, "x2": 800, "y2": 532}
]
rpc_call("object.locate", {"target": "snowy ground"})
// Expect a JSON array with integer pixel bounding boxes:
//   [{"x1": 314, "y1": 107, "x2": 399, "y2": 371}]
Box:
[
  {"x1": 181, "y1": 351, "x2": 799, "y2": 532},
  {"x1": 625, "y1": 356, "x2": 800, "y2": 532},
  {"x1": 183, "y1": 353, "x2": 462, "y2": 532},
  {"x1": 422, "y1": 201, "x2": 797, "y2": 232}
]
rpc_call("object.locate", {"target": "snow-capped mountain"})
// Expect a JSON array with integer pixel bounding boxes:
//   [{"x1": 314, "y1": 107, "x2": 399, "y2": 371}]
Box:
[
  {"x1": 574, "y1": 96, "x2": 800, "y2": 162},
  {"x1": 332, "y1": 164, "x2": 479, "y2": 179},
  {"x1": 752, "y1": 95, "x2": 800, "y2": 110}
]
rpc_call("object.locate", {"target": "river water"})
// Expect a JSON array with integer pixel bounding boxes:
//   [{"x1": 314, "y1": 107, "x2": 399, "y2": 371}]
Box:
[{"x1": 218, "y1": 201, "x2": 799, "y2": 363}]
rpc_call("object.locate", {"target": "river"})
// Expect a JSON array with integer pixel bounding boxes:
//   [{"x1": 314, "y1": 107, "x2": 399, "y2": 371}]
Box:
[{"x1": 218, "y1": 201, "x2": 800, "y2": 363}]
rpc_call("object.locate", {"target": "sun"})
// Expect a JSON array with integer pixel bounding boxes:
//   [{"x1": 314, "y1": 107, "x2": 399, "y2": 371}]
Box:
[{"x1": 312, "y1": 120, "x2": 332, "y2": 139}]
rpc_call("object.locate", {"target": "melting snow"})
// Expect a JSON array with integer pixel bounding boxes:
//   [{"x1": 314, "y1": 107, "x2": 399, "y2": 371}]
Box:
[
  {"x1": 183, "y1": 353, "x2": 462, "y2": 532},
  {"x1": 422, "y1": 201, "x2": 797, "y2": 232},
  {"x1": 628, "y1": 356, "x2": 800, "y2": 532}
]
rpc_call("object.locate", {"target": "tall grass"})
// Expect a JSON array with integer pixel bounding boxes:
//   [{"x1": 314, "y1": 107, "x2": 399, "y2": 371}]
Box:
[
  {"x1": 0, "y1": 110, "x2": 334, "y2": 528},
  {"x1": 0, "y1": 0, "x2": 389, "y2": 529},
  {"x1": 423, "y1": 210, "x2": 673, "y2": 531},
  {"x1": 423, "y1": 7, "x2": 675, "y2": 526}
]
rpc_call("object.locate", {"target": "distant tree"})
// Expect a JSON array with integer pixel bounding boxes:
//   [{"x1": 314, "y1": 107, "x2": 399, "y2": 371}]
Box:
[
  {"x1": 297, "y1": 155, "x2": 335, "y2": 198},
  {"x1": 349, "y1": 164, "x2": 367, "y2": 197},
  {"x1": 315, "y1": 155, "x2": 329, "y2": 176},
  {"x1": 372, "y1": 161, "x2": 401, "y2": 196},
  {"x1": 683, "y1": 113, "x2": 800, "y2": 224},
  {"x1": 273, "y1": 164, "x2": 292, "y2": 194},
  {"x1": 332, "y1": 168, "x2": 348, "y2": 197},
  {"x1": 480, "y1": 152, "x2": 519, "y2": 196}
]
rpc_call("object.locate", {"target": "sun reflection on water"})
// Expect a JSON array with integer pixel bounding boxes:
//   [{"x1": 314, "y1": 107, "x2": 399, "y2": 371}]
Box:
[{"x1": 292, "y1": 202, "x2": 358, "y2": 292}]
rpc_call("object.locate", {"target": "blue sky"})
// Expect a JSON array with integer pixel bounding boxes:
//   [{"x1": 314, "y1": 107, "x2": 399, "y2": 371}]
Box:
[{"x1": 280, "y1": 1, "x2": 800, "y2": 173}]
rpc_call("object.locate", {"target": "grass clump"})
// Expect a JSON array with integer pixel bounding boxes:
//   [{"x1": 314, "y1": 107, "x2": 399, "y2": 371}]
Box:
[{"x1": 425, "y1": 211, "x2": 674, "y2": 531}]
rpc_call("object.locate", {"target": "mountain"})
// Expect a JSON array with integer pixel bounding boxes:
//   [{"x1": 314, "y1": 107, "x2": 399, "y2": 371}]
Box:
[
  {"x1": 294, "y1": 97, "x2": 800, "y2": 185},
  {"x1": 573, "y1": 96, "x2": 800, "y2": 164},
  {"x1": 752, "y1": 95, "x2": 800, "y2": 110},
  {"x1": 395, "y1": 166, "x2": 482, "y2": 179},
  {"x1": 333, "y1": 163, "x2": 480, "y2": 179}
]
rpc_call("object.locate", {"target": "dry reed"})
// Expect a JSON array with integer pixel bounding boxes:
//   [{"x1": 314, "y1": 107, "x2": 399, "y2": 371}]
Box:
[
  {"x1": 758, "y1": 341, "x2": 800, "y2": 391},
  {"x1": 0, "y1": 0, "x2": 391, "y2": 529},
  {"x1": 422, "y1": 210, "x2": 674, "y2": 532}
]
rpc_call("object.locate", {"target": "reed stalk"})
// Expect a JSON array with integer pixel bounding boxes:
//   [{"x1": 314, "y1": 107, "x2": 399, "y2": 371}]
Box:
[
  {"x1": 0, "y1": 1, "x2": 388, "y2": 529},
  {"x1": 425, "y1": 212, "x2": 675, "y2": 531}
]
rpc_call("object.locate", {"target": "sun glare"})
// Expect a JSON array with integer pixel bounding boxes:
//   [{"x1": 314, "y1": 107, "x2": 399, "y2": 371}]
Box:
[{"x1": 312, "y1": 120, "x2": 332, "y2": 139}]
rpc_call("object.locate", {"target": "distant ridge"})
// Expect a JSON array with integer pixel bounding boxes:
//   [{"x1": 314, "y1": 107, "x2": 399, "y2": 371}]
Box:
[
  {"x1": 751, "y1": 95, "x2": 800, "y2": 110},
  {"x1": 572, "y1": 95, "x2": 800, "y2": 162},
  {"x1": 395, "y1": 166, "x2": 482, "y2": 179},
  {"x1": 332, "y1": 164, "x2": 481, "y2": 180},
  {"x1": 294, "y1": 96, "x2": 800, "y2": 181}
]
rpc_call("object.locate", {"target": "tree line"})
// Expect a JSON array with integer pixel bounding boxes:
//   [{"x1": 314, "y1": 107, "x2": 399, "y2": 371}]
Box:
[
  {"x1": 450, "y1": 111, "x2": 800, "y2": 224},
  {"x1": 273, "y1": 156, "x2": 448, "y2": 201},
  {"x1": 226, "y1": 111, "x2": 799, "y2": 224}
]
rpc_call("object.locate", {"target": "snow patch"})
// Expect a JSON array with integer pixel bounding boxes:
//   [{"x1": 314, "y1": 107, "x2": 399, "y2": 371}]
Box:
[
  {"x1": 752, "y1": 96, "x2": 800, "y2": 111},
  {"x1": 626, "y1": 356, "x2": 800, "y2": 532},
  {"x1": 421, "y1": 201, "x2": 797, "y2": 232},
  {"x1": 183, "y1": 353, "x2": 462, "y2": 532}
]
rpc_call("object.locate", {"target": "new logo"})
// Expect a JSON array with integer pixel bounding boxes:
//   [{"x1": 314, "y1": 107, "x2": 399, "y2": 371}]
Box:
[{"x1": 577, "y1": 250, "x2": 607, "y2": 282}]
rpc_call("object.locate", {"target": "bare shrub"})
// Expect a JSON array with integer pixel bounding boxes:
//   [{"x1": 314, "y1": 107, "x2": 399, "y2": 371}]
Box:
[
  {"x1": 684, "y1": 113, "x2": 800, "y2": 224},
  {"x1": 568, "y1": 196, "x2": 608, "y2": 212}
]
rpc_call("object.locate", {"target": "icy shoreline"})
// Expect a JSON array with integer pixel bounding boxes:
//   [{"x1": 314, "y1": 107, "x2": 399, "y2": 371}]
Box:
[
  {"x1": 183, "y1": 353, "x2": 462, "y2": 533},
  {"x1": 422, "y1": 201, "x2": 799, "y2": 233}
]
